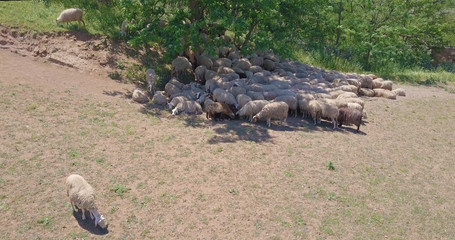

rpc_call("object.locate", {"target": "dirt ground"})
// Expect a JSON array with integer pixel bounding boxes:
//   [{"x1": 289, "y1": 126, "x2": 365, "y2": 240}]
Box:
[{"x1": 1, "y1": 28, "x2": 455, "y2": 240}]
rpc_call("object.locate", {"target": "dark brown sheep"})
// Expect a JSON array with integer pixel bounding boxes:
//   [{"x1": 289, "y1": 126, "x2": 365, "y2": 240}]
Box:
[
  {"x1": 337, "y1": 107, "x2": 363, "y2": 132},
  {"x1": 205, "y1": 102, "x2": 235, "y2": 120}
]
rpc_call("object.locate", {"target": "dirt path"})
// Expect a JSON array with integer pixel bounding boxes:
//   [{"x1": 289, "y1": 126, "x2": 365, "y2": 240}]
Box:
[{"x1": 1, "y1": 47, "x2": 455, "y2": 240}]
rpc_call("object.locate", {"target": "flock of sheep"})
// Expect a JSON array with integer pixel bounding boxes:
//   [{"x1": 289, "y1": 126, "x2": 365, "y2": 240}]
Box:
[
  {"x1": 55, "y1": 8, "x2": 407, "y2": 230},
  {"x1": 146, "y1": 48, "x2": 405, "y2": 132}
]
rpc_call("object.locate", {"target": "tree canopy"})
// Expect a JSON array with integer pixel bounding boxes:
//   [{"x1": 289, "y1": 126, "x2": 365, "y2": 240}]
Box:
[{"x1": 54, "y1": 0, "x2": 455, "y2": 71}]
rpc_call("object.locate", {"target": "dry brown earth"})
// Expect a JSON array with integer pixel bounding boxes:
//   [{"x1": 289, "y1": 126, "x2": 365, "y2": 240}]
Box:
[{"x1": 1, "y1": 29, "x2": 455, "y2": 239}]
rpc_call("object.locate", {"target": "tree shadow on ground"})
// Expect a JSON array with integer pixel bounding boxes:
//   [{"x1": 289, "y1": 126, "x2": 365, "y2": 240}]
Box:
[{"x1": 72, "y1": 211, "x2": 109, "y2": 236}]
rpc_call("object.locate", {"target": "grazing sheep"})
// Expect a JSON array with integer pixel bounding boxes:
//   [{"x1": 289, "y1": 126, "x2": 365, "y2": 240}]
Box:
[
  {"x1": 205, "y1": 102, "x2": 235, "y2": 120},
  {"x1": 252, "y1": 102, "x2": 289, "y2": 127},
  {"x1": 171, "y1": 101, "x2": 203, "y2": 115},
  {"x1": 273, "y1": 95, "x2": 298, "y2": 117},
  {"x1": 308, "y1": 100, "x2": 322, "y2": 124},
  {"x1": 298, "y1": 94, "x2": 315, "y2": 118},
  {"x1": 168, "y1": 96, "x2": 189, "y2": 110},
  {"x1": 66, "y1": 174, "x2": 107, "y2": 229},
  {"x1": 213, "y1": 88, "x2": 239, "y2": 109},
  {"x1": 236, "y1": 94, "x2": 252, "y2": 109},
  {"x1": 337, "y1": 107, "x2": 363, "y2": 132},
  {"x1": 56, "y1": 8, "x2": 85, "y2": 26},
  {"x1": 392, "y1": 88, "x2": 406, "y2": 96},
  {"x1": 236, "y1": 100, "x2": 269, "y2": 122},
  {"x1": 319, "y1": 100, "x2": 339, "y2": 129}
]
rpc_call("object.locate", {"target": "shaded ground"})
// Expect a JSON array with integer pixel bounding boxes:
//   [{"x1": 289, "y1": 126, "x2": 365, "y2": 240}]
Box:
[{"x1": 1, "y1": 35, "x2": 455, "y2": 239}]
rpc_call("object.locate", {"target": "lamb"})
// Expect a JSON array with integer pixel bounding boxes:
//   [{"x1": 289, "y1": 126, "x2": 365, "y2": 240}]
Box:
[
  {"x1": 56, "y1": 8, "x2": 85, "y2": 26},
  {"x1": 337, "y1": 107, "x2": 363, "y2": 132},
  {"x1": 205, "y1": 102, "x2": 235, "y2": 120},
  {"x1": 212, "y1": 88, "x2": 239, "y2": 109},
  {"x1": 168, "y1": 96, "x2": 189, "y2": 110},
  {"x1": 252, "y1": 102, "x2": 289, "y2": 127},
  {"x1": 380, "y1": 80, "x2": 393, "y2": 90},
  {"x1": 171, "y1": 101, "x2": 203, "y2": 115},
  {"x1": 66, "y1": 174, "x2": 107, "y2": 229},
  {"x1": 236, "y1": 100, "x2": 269, "y2": 122},
  {"x1": 273, "y1": 95, "x2": 298, "y2": 117}
]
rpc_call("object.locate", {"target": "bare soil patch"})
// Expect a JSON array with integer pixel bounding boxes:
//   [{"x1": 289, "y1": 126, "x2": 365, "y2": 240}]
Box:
[
  {"x1": 1, "y1": 30, "x2": 455, "y2": 239},
  {"x1": 0, "y1": 25, "x2": 142, "y2": 78}
]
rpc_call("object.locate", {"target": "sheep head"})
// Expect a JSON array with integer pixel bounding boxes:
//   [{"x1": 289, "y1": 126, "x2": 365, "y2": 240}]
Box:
[{"x1": 96, "y1": 214, "x2": 107, "y2": 229}]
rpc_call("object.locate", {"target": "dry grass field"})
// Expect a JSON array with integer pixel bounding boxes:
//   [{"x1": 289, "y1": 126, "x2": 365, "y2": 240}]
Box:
[{"x1": 1, "y1": 47, "x2": 455, "y2": 240}]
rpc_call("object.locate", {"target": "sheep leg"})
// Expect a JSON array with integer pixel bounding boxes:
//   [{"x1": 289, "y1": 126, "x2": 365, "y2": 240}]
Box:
[
  {"x1": 267, "y1": 119, "x2": 271, "y2": 127},
  {"x1": 90, "y1": 211, "x2": 95, "y2": 220},
  {"x1": 70, "y1": 201, "x2": 77, "y2": 212},
  {"x1": 356, "y1": 125, "x2": 360, "y2": 132},
  {"x1": 332, "y1": 119, "x2": 337, "y2": 129},
  {"x1": 81, "y1": 209, "x2": 86, "y2": 220}
]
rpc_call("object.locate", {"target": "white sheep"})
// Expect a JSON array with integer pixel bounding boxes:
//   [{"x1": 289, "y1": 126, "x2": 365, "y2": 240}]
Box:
[
  {"x1": 66, "y1": 174, "x2": 107, "y2": 229},
  {"x1": 319, "y1": 100, "x2": 339, "y2": 129},
  {"x1": 56, "y1": 8, "x2": 85, "y2": 26},
  {"x1": 169, "y1": 96, "x2": 189, "y2": 110},
  {"x1": 171, "y1": 101, "x2": 203, "y2": 115},
  {"x1": 212, "y1": 88, "x2": 238, "y2": 109},
  {"x1": 252, "y1": 102, "x2": 289, "y2": 127},
  {"x1": 236, "y1": 100, "x2": 269, "y2": 122},
  {"x1": 273, "y1": 95, "x2": 298, "y2": 117}
]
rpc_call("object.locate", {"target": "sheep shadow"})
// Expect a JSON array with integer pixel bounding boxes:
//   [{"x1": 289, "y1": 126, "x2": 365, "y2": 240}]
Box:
[{"x1": 72, "y1": 210, "x2": 109, "y2": 235}]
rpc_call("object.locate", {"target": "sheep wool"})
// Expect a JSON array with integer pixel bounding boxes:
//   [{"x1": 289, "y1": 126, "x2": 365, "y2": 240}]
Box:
[
  {"x1": 172, "y1": 101, "x2": 203, "y2": 115},
  {"x1": 66, "y1": 174, "x2": 107, "y2": 229},
  {"x1": 205, "y1": 102, "x2": 235, "y2": 120},
  {"x1": 213, "y1": 88, "x2": 238, "y2": 109},
  {"x1": 337, "y1": 107, "x2": 363, "y2": 132},
  {"x1": 56, "y1": 8, "x2": 85, "y2": 26},
  {"x1": 236, "y1": 100, "x2": 269, "y2": 122},
  {"x1": 169, "y1": 96, "x2": 189, "y2": 110},
  {"x1": 252, "y1": 101, "x2": 289, "y2": 127}
]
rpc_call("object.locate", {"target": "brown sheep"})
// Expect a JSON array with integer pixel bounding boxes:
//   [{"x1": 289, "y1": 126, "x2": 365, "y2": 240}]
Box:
[
  {"x1": 205, "y1": 102, "x2": 235, "y2": 120},
  {"x1": 337, "y1": 107, "x2": 363, "y2": 132}
]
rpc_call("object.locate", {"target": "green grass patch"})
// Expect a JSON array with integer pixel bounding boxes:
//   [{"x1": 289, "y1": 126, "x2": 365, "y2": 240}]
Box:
[
  {"x1": 380, "y1": 68, "x2": 455, "y2": 85},
  {"x1": 0, "y1": 1, "x2": 64, "y2": 33},
  {"x1": 292, "y1": 49, "x2": 363, "y2": 73},
  {"x1": 0, "y1": 1, "x2": 123, "y2": 36}
]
